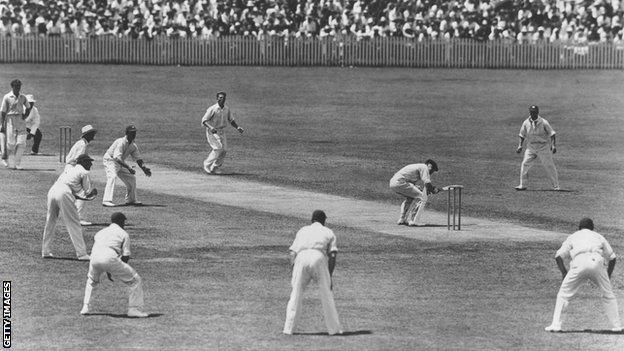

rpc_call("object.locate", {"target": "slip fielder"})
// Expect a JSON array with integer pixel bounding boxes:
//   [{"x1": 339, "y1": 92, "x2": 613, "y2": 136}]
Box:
[
  {"x1": 42, "y1": 154, "x2": 97, "y2": 260},
  {"x1": 81, "y1": 212, "x2": 148, "y2": 318},
  {"x1": 65, "y1": 125, "x2": 98, "y2": 225},
  {"x1": 283, "y1": 210, "x2": 343, "y2": 335},
  {"x1": 545, "y1": 217, "x2": 622, "y2": 332}
]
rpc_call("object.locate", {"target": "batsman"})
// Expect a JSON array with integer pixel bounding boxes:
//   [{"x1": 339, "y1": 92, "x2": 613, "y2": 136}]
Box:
[{"x1": 389, "y1": 159, "x2": 440, "y2": 226}]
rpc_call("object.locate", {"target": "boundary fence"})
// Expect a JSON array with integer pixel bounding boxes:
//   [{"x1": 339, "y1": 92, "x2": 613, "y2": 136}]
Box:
[{"x1": 1, "y1": 36, "x2": 623, "y2": 69}]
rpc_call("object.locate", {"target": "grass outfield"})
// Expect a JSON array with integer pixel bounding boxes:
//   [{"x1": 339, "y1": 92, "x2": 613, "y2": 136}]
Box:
[
  {"x1": 1, "y1": 65, "x2": 623, "y2": 350},
  {"x1": 1, "y1": 166, "x2": 623, "y2": 350},
  {"x1": 1, "y1": 64, "x2": 623, "y2": 233}
]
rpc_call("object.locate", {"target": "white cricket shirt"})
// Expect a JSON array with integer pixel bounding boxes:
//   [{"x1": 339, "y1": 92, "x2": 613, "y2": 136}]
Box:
[
  {"x1": 289, "y1": 222, "x2": 338, "y2": 256},
  {"x1": 392, "y1": 163, "x2": 431, "y2": 184},
  {"x1": 556, "y1": 229, "x2": 616, "y2": 262},
  {"x1": 519, "y1": 116, "x2": 555, "y2": 149},
  {"x1": 55, "y1": 164, "x2": 92, "y2": 198},
  {"x1": 103, "y1": 137, "x2": 141, "y2": 162},
  {"x1": 202, "y1": 103, "x2": 233, "y2": 131},
  {"x1": 91, "y1": 223, "x2": 131, "y2": 258},
  {"x1": 65, "y1": 138, "x2": 90, "y2": 166}
]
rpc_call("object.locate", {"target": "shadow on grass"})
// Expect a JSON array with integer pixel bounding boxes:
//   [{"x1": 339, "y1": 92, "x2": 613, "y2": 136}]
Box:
[
  {"x1": 83, "y1": 313, "x2": 164, "y2": 319},
  {"x1": 113, "y1": 203, "x2": 167, "y2": 208},
  {"x1": 292, "y1": 330, "x2": 372, "y2": 336},
  {"x1": 525, "y1": 189, "x2": 576, "y2": 193},
  {"x1": 42, "y1": 257, "x2": 90, "y2": 262},
  {"x1": 400, "y1": 224, "x2": 447, "y2": 228},
  {"x1": 19, "y1": 168, "x2": 57, "y2": 172},
  {"x1": 558, "y1": 329, "x2": 623, "y2": 335},
  {"x1": 206, "y1": 172, "x2": 249, "y2": 176}
]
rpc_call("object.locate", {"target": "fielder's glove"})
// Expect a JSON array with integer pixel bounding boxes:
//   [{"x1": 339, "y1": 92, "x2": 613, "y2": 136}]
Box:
[{"x1": 142, "y1": 166, "x2": 152, "y2": 177}]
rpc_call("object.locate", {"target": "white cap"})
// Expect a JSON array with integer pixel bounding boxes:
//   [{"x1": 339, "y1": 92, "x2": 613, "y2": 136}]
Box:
[
  {"x1": 25, "y1": 94, "x2": 35, "y2": 102},
  {"x1": 81, "y1": 125, "x2": 97, "y2": 135}
]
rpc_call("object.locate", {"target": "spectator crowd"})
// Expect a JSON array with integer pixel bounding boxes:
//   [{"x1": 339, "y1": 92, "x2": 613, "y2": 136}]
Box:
[{"x1": 0, "y1": 0, "x2": 623, "y2": 43}]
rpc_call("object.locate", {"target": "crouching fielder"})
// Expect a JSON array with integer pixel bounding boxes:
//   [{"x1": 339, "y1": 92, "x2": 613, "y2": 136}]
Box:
[
  {"x1": 545, "y1": 217, "x2": 622, "y2": 332},
  {"x1": 81, "y1": 212, "x2": 148, "y2": 318},
  {"x1": 283, "y1": 210, "x2": 343, "y2": 335},
  {"x1": 389, "y1": 159, "x2": 439, "y2": 226},
  {"x1": 42, "y1": 154, "x2": 97, "y2": 260}
]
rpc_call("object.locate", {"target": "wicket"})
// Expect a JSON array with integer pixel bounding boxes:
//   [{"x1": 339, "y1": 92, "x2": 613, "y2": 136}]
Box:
[
  {"x1": 59, "y1": 126, "x2": 71, "y2": 163},
  {"x1": 442, "y1": 185, "x2": 463, "y2": 230}
]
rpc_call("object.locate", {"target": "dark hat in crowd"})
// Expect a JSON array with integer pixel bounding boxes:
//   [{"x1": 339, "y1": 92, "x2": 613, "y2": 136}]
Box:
[{"x1": 125, "y1": 124, "x2": 137, "y2": 133}]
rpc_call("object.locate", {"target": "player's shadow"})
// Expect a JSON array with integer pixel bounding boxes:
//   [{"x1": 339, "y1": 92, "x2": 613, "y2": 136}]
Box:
[
  {"x1": 17, "y1": 168, "x2": 57, "y2": 172},
  {"x1": 206, "y1": 172, "x2": 248, "y2": 176},
  {"x1": 41, "y1": 257, "x2": 90, "y2": 262},
  {"x1": 115, "y1": 203, "x2": 166, "y2": 208},
  {"x1": 526, "y1": 189, "x2": 575, "y2": 193},
  {"x1": 292, "y1": 330, "x2": 372, "y2": 336},
  {"x1": 83, "y1": 312, "x2": 164, "y2": 319},
  {"x1": 84, "y1": 222, "x2": 112, "y2": 227},
  {"x1": 560, "y1": 329, "x2": 623, "y2": 334},
  {"x1": 401, "y1": 224, "x2": 447, "y2": 228}
]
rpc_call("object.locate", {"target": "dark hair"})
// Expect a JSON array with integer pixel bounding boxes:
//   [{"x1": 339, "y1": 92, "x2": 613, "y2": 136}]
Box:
[
  {"x1": 311, "y1": 210, "x2": 327, "y2": 224},
  {"x1": 217, "y1": 91, "x2": 227, "y2": 97},
  {"x1": 425, "y1": 159, "x2": 438, "y2": 172},
  {"x1": 10, "y1": 79, "x2": 21, "y2": 87},
  {"x1": 578, "y1": 217, "x2": 594, "y2": 230},
  {"x1": 111, "y1": 212, "x2": 127, "y2": 225}
]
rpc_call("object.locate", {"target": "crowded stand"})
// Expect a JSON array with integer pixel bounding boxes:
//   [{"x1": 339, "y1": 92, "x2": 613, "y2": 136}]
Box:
[{"x1": 0, "y1": 0, "x2": 623, "y2": 43}]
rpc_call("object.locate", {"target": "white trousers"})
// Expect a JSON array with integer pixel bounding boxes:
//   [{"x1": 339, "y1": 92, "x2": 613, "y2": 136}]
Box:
[
  {"x1": 103, "y1": 160, "x2": 137, "y2": 203},
  {"x1": 284, "y1": 250, "x2": 342, "y2": 335},
  {"x1": 64, "y1": 164, "x2": 87, "y2": 220},
  {"x1": 41, "y1": 183, "x2": 88, "y2": 257},
  {"x1": 0, "y1": 131, "x2": 5, "y2": 160},
  {"x1": 519, "y1": 147, "x2": 559, "y2": 188},
  {"x1": 5, "y1": 126, "x2": 27, "y2": 168},
  {"x1": 83, "y1": 254, "x2": 144, "y2": 310},
  {"x1": 389, "y1": 177, "x2": 428, "y2": 225},
  {"x1": 203, "y1": 130, "x2": 228, "y2": 172},
  {"x1": 549, "y1": 253, "x2": 621, "y2": 329}
]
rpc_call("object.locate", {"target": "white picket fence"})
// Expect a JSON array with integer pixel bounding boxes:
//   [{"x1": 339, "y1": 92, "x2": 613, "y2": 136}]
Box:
[{"x1": 1, "y1": 36, "x2": 623, "y2": 69}]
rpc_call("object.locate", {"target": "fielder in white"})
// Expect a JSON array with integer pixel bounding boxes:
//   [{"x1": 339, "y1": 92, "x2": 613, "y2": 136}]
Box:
[
  {"x1": 81, "y1": 212, "x2": 148, "y2": 318},
  {"x1": 24, "y1": 94, "x2": 43, "y2": 155},
  {"x1": 102, "y1": 125, "x2": 151, "y2": 207},
  {"x1": 515, "y1": 105, "x2": 560, "y2": 191},
  {"x1": 284, "y1": 210, "x2": 343, "y2": 336},
  {"x1": 42, "y1": 154, "x2": 98, "y2": 260},
  {"x1": 201, "y1": 91, "x2": 244, "y2": 174},
  {"x1": 0, "y1": 79, "x2": 31, "y2": 169},
  {"x1": 545, "y1": 217, "x2": 622, "y2": 332},
  {"x1": 389, "y1": 159, "x2": 440, "y2": 226},
  {"x1": 65, "y1": 125, "x2": 98, "y2": 225}
]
